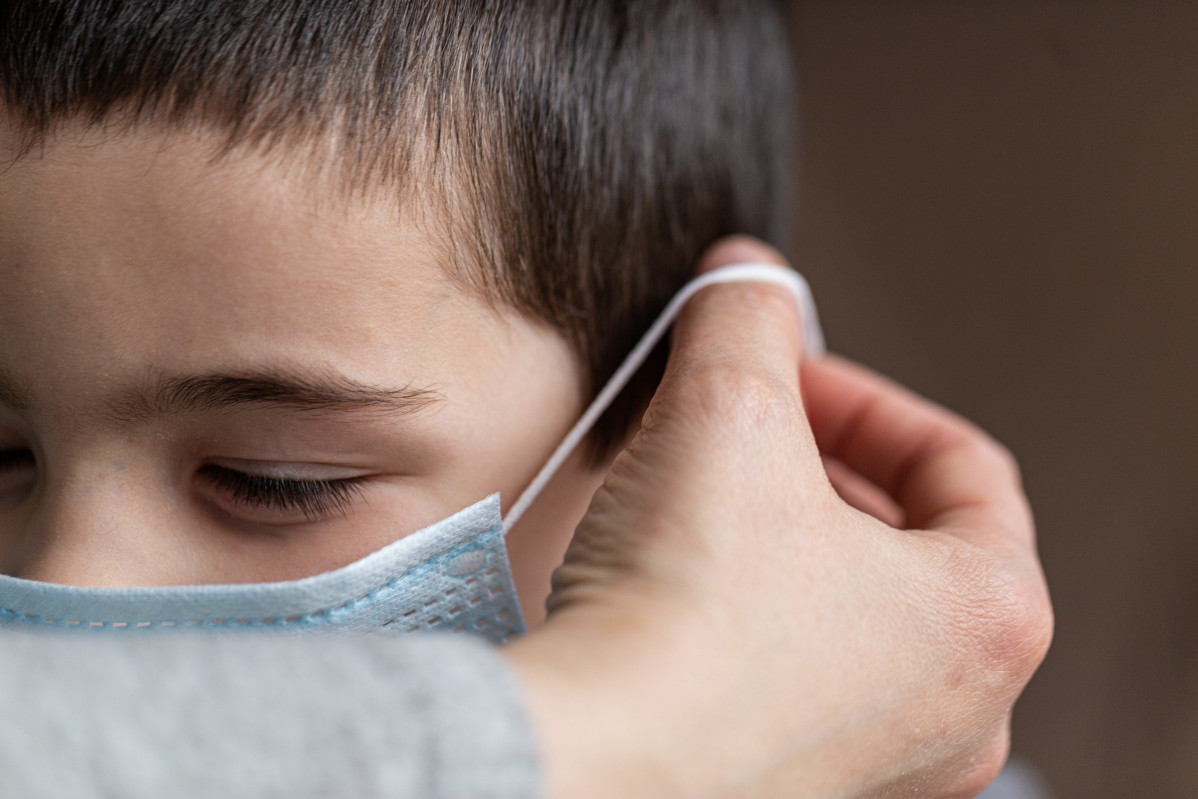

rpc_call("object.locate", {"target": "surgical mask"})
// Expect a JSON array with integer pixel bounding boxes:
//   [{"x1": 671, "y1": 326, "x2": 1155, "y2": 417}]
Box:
[{"x1": 0, "y1": 263, "x2": 823, "y2": 644}]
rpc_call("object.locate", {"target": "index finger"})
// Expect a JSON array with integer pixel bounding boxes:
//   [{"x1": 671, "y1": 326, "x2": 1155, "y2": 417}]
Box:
[{"x1": 802, "y1": 356, "x2": 1035, "y2": 550}]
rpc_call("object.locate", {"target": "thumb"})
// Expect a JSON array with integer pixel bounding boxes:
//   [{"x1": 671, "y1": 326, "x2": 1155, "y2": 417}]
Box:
[
  {"x1": 545, "y1": 236, "x2": 825, "y2": 614},
  {"x1": 649, "y1": 236, "x2": 817, "y2": 458},
  {"x1": 665, "y1": 236, "x2": 809, "y2": 406}
]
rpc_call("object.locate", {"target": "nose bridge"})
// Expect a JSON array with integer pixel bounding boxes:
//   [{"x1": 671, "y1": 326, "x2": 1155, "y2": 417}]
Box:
[{"x1": 11, "y1": 454, "x2": 167, "y2": 587}]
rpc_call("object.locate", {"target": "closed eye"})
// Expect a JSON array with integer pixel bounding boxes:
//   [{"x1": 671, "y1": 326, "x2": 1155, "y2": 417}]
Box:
[
  {"x1": 0, "y1": 447, "x2": 36, "y2": 500},
  {"x1": 196, "y1": 463, "x2": 367, "y2": 523},
  {"x1": 0, "y1": 448, "x2": 34, "y2": 471}
]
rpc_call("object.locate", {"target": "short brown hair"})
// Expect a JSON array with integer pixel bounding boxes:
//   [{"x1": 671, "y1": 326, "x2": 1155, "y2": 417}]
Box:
[{"x1": 0, "y1": 0, "x2": 795, "y2": 460}]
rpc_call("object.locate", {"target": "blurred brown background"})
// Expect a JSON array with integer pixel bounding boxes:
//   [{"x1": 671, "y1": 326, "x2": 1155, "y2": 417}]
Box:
[{"x1": 789, "y1": 2, "x2": 1197, "y2": 797}]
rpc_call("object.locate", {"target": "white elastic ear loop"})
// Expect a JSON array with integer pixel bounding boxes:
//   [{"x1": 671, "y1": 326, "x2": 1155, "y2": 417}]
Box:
[{"x1": 501, "y1": 262, "x2": 825, "y2": 533}]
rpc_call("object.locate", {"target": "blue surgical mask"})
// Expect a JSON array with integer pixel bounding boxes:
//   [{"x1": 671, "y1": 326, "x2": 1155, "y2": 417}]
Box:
[{"x1": 0, "y1": 263, "x2": 822, "y2": 644}]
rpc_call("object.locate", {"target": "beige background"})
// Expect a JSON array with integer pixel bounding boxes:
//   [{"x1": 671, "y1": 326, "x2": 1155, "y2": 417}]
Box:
[{"x1": 789, "y1": 3, "x2": 1197, "y2": 797}]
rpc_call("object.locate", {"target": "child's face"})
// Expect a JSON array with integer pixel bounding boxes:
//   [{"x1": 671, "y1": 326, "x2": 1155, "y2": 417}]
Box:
[{"x1": 0, "y1": 120, "x2": 603, "y2": 626}]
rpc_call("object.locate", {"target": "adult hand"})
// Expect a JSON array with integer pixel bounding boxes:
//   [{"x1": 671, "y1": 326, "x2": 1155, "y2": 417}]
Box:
[{"x1": 505, "y1": 237, "x2": 1053, "y2": 798}]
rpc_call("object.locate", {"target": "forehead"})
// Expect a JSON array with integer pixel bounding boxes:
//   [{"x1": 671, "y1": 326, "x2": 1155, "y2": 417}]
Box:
[
  {"x1": 0, "y1": 119, "x2": 440, "y2": 291},
  {"x1": 0, "y1": 120, "x2": 570, "y2": 416}
]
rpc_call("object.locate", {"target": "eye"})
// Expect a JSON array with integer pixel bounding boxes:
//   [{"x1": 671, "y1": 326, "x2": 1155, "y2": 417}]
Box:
[
  {"x1": 196, "y1": 463, "x2": 367, "y2": 524},
  {"x1": 0, "y1": 447, "x2": 36, "y2": 498}
]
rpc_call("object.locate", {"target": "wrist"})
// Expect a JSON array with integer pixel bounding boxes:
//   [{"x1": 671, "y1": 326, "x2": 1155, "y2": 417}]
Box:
[
  {"x1": 503, "y1": 604, "x2": 695, "y2": 799},
  {"x1": 503, "y1": 599, "x2": 838, "y2": 799}
]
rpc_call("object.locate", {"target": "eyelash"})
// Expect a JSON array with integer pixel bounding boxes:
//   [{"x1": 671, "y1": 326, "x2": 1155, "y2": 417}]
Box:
[
  {"x1": 0, "y1": 448, "x2": 34, "y2": 472},
  {"x1": 198, "y1": 465, "x2": 366, "y2": 521}
]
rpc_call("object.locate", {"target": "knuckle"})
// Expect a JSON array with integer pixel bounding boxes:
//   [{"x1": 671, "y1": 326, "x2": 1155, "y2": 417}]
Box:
[
  {"x1": 1021, "y1": 584, "x2": 1056, "y2": 675},
  {"x1": 941, "y1": 553, "x2": 1054, "y2": 697},
  {"x1": 984, "y1": 437, "x2": 1024, "y2": 487},
  {"x1": 676, "y1": 360, "x2": 800, "y2": 436},
  {"x1": 988, "y1": 573, "x2": 1055, "y2": 679},
  {"x1": 961, "y1": 428, "x2": 1024, "y2": 488}
]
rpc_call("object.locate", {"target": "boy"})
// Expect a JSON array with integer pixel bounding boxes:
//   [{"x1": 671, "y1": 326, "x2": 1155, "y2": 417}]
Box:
[{"x1": 0, "y1": 0, "x2": 794, "y2": 628}]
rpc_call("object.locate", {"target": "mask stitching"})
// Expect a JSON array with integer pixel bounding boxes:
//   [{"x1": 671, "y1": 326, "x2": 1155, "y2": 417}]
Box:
[{"x1": 0, "y1": 524, "x2": 520, "y2": 634}]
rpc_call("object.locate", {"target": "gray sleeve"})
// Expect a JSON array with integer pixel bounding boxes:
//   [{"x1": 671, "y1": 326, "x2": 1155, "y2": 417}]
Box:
[{"x1": 0, "y1": 631, "x2": 543, "y2": 799}]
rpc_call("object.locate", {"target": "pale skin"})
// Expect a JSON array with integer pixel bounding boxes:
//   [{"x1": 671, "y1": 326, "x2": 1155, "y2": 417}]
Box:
[
  {"x1": 0, "y1": 120, "x2": 602, "y2": 626},
  {"x1": 0, "y1": 118, "x2": 1053, "y2": 797},
  {"x1": 507, "y1": 239, "x2": 1054, "y2": 797}
]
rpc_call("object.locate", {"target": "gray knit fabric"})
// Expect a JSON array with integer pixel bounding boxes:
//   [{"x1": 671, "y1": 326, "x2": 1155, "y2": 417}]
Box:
[{"x1": 0, "y1": 630, "x2": 541, "y2": 798}]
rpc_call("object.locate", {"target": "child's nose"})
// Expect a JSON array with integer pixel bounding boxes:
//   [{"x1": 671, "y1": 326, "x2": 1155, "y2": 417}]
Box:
[{"x1": 5, "y1": 462, "x2": 179, "y2": 587}]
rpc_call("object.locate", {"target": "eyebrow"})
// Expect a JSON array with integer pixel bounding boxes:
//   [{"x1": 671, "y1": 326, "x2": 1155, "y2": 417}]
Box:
[
  {"x1": 115, "y1": 370, "x2": 443, "y2": 423},
  {"x1": 0, "y1": 368, "x2": 439, "y2": 423}
]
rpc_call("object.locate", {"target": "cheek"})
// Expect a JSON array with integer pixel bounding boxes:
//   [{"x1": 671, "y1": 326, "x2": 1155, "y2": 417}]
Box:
[
  {"x1": 502, "y1": 446, "x2": 607, "y2": 629},
  {"x1": 427, "y1": 320, "x2": 595, "y2": 630},
  {"x1": 425, "y1": 313, "x2": 586, "y2": 514}
]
